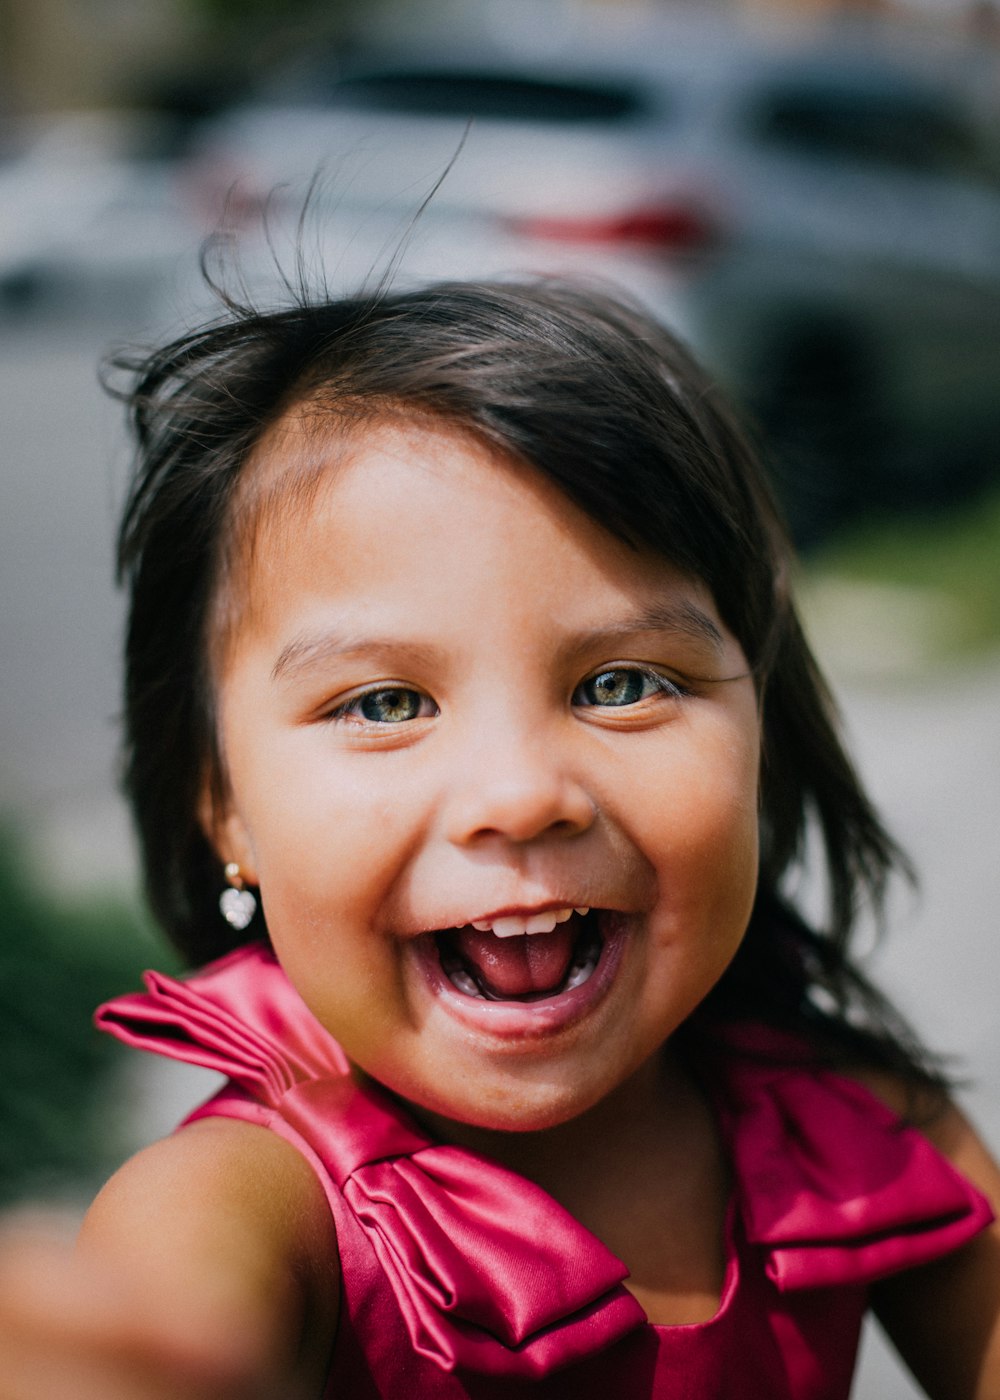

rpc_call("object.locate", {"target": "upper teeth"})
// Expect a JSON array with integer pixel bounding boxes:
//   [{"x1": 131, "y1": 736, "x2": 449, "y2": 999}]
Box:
[{"x1": 467, "y1": 907, "x2": 589, "y2": 938}]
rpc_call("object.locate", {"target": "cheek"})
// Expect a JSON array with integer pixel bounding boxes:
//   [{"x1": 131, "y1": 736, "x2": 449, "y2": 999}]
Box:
[
  {"x1": 641, "y1": 730, "x2": 760, "y2": 928},
  {"x1": 228, "y1": 757, "x2": 420, "y2": 1027},
  {"x1": 231, "y1": 739, "x2": 404, "y2": 894},
  {"x1": 272, "y1": 926, "x2": 398, "y2": 1051}
]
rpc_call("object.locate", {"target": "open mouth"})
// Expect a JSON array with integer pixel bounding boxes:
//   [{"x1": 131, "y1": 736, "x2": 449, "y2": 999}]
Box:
[{"x1": 434, "y1": 909, "x2": 605, "y2": 1003}]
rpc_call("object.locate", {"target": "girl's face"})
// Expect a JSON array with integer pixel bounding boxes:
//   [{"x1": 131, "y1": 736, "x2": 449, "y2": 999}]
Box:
[{"x1": 210, "y1": 415, "x2": 761, "y2": 1132}]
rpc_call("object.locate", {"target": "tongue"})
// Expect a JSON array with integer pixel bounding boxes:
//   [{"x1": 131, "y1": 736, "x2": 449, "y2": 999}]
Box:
[{"x1": 451, "y1": 925, "x2": 576, "y2": 998}]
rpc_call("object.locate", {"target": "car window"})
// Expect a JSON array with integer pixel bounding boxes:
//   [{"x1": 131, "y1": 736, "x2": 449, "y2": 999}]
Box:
[
  {"x1": 326, "y1": 71, "x2": 654, "y2": 124},
  {"x1": 751, "y1": 81, "x2": 980, "y2": 175}
]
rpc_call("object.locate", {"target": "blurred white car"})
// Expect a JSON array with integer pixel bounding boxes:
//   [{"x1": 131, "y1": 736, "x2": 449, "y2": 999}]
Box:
[
  {"x1": 188, "y1": 20, "x2": 1000, "y2": 536},
  {"x1": 0, "y1": 111, "x2": 201, "y2": 319}
]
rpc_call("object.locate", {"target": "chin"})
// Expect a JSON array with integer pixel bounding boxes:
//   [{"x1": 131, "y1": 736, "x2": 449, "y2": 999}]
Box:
[{"x1": 402, "y1": 1067, "x2": 617, "y2": 1140}]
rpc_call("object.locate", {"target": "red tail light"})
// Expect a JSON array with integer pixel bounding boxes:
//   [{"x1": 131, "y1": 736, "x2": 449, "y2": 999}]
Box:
[
  {"x1": 182, "y1": 157, "x2": 273, "y2": 230},
  {"x1": 507, "y1": 204, "x2": 716, "y2": 254}
]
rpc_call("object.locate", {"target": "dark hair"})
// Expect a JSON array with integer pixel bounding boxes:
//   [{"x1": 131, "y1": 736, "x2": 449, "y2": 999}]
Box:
[{"x1": 112, "y1": 277, "x2": 944, "y2": 1089}]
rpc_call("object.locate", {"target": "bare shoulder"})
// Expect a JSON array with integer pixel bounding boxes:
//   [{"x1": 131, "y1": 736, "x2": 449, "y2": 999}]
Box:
[
  {"x1": 82, "y1": 1115, "x2": 336, "y2": 1262},
  {"x1": 80, "y1": 1116, "x2": 339, "y2": 1388},
  {"x1": 847, "y1": 1068, "x2": 1000, "y2": 1400}
]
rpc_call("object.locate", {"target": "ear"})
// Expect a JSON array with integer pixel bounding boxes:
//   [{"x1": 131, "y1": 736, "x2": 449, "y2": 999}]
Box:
[{"x1": 197, "y1": 773, "x2": 259, "y2": 886}]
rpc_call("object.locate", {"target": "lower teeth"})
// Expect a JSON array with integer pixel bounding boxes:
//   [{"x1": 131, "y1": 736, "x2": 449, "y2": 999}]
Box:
[
  {"x1": 563, "y1": 950, "x2": 597, "y2": 990},
  {"x1": 449, "y1": 967, "x2": 481, "y2": 997}
]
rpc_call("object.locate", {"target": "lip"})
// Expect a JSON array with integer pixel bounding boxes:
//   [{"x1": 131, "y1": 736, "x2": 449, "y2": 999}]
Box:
[{"x1": 411, "y1": 911, "x2": 630, "y2": 1042}]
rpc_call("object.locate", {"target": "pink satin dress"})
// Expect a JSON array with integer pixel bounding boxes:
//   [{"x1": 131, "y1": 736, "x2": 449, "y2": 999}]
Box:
[{"x1": 97, "y1": 943, "x2": 991, "y2": 1398}]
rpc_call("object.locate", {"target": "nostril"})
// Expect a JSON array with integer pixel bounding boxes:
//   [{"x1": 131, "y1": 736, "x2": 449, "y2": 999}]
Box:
[{"x1": 446, "y1": 773, "x2": 596, "y2": 847}]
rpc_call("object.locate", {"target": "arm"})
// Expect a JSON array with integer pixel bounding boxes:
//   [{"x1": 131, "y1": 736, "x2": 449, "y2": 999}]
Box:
[
  {"x1": 865, "y1": 1090, "x2": 1000, "y2": 1400},
  {"x1": 0, "y1": 1117, "x2": 339, "y2": 1399}
]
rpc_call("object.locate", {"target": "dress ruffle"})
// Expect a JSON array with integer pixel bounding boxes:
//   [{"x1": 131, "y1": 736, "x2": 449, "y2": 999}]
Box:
[
  {"x1": 96, "y1": 942, "x2": 992, "y2": 1379},
  {"x1": 713, "y1": 1031, "x2": 993, "y2": 1290}
]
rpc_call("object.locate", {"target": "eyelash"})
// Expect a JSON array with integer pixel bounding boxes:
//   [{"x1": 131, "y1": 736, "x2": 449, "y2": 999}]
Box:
[
  {"x1": 326, "y1": 665, "x2": 690, "y2": 728},
  {"x1": 328, "y1": 686, "x2": 438, "y2": 726},
  {"x1": 572, "y1": 665, "x2": 689, "y2": 709}
]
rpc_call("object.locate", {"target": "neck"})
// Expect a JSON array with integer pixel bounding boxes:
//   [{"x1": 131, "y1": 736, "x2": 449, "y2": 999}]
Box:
[{"x1": 411, "y1": 1046, "x2": 701, "y2": 1195}]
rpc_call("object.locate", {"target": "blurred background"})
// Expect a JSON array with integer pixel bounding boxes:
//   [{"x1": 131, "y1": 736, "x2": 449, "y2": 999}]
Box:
[{"x1": 1, "y1": 0, "x2": 999, "y2": 1393}]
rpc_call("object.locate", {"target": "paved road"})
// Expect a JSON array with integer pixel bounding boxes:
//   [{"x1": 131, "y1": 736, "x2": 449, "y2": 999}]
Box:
[
  {"x1": 2, "y1": 313, "x2": 997, "y2": 1397},
  {"x1": 837, "y1": 660, "x2": 1000, "y2": 1397},
  {"x1": 0, "y1": 316, "x2": 138, "y2": 885}
]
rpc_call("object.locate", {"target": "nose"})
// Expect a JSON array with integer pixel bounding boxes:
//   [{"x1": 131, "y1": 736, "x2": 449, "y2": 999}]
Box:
[{"x1": 444, "y1": 727, "x2": 596, "y2": 848}]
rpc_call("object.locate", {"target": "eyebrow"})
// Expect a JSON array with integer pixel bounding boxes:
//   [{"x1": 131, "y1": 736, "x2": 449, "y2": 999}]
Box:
[
  {"x1": 573, "y1": 599, "x2": 726, "y2": 659},
  {"x1": 272, "y1": 634, "x2": 441, "y2": 682},
  {"x1": 271, "y1": 597, "x2": 726, "y2": 684}
]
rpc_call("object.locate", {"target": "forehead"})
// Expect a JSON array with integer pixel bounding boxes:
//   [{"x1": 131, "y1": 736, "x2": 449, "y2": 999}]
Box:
[
  {"x1": 211, "y1": 407, "x2": 726, "y2": 665},
  {"x1": 234, "y1": 407, "x2": 666, "y2": 584},
  {"x1": 233, "y1": 405, "x2": 500, "y2": 561}
]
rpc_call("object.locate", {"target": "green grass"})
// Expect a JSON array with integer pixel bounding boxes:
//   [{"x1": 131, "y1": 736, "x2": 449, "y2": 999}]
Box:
[
  {"x1": 0, "y1": 829, "x2": 178, "y2": 1207},
  {"x1": 804, "y1": 488, "x2": 1000, "y2": 661}
]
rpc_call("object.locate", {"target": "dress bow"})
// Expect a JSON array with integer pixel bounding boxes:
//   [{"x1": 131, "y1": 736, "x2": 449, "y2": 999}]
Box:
[
  {"x1": 97, "y1": 947, "x2": 645, "y2": 1378},
  {"x1": 280, "y1": 1077, "x2": 645, "y2": 1376}
]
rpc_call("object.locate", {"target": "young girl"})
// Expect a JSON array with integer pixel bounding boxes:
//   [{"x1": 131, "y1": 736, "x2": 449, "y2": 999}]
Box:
[{"x1": 1, "y1": 279, "x2": 998, "y2": 1398}]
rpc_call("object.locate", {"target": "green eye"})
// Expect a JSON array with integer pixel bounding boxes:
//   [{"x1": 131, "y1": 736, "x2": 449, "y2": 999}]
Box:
[
  {"x1": 575, "y1": 668, "x2": 676, "y2": 707},
  {"x1": 355, "y1": 688, "x2": 428, "y2": 723}
]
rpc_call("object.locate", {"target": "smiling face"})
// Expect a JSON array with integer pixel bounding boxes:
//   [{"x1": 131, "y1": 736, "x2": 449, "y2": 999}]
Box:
[{"x1": 207, "y1": 413, "x2": 761, "y2": 1133}]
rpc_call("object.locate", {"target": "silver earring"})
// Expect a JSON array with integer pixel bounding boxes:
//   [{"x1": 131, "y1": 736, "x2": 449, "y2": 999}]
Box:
[{"x1": 219, "y1": 861, "x2": 257, "y2": 930}]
